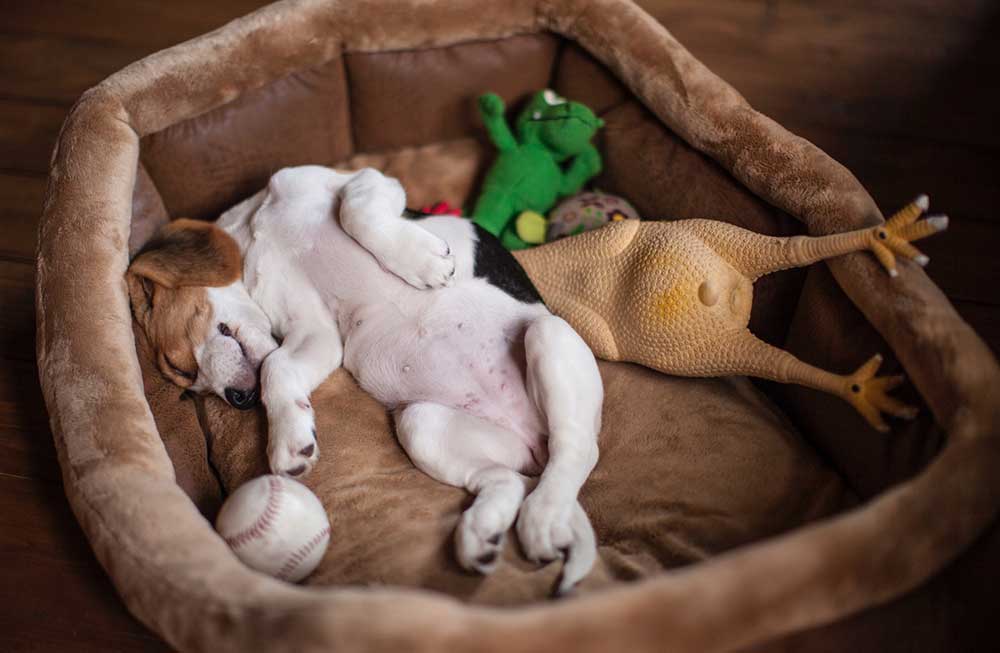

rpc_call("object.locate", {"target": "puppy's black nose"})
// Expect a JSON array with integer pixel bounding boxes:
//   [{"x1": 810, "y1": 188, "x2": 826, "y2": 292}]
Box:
[{"x1": 224, "y1": 387, "x2": 258, "y2": 410}]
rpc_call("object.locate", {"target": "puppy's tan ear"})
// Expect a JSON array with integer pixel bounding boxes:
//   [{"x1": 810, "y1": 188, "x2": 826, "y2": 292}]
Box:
[
  {"x1": 128, "y1": 218, "x2": 242, "y2": 289},
  {"x1": 126, "y1": 272, "x2": 157, "y2": 332}
]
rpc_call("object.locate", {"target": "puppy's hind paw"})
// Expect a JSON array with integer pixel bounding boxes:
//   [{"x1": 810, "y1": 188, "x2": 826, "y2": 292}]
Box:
[
  {"x1": 517, "y1": 495, "x2": 597, "y2": 595},
  {"x1": 516, "y1": 491, "x2": 574, "y2": 564},
  {"x1": 455, "y1": 506, "x2": 509, "y2": 575}
]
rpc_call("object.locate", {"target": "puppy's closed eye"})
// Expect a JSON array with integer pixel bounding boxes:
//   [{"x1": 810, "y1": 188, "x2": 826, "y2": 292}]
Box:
[
  {"x1": 164, "y1": 354, "x2": 196, "y2": 381},
  {"x1": 218, "y1": 322, "x2": 248, "y2": 358}
]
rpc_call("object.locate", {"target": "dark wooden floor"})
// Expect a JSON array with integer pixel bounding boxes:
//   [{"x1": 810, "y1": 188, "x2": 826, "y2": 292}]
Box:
[{"x1": 1, "y1": 1, "x2": 997, "y2": 651}]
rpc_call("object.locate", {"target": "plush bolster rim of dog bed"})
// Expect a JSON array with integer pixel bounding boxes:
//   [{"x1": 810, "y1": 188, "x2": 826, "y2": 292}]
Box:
[{"x1": 35, "y1": 0, "x2": 1000, "y2": 651}]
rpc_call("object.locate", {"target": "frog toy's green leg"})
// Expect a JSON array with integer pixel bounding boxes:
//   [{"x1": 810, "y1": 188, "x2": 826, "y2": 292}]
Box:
[
  {"x1": 475, "y1": 188, "x2": 531, "y2": 250},
  {"x1": 500, "y1": 223, "x2": 530, "y2": 250},
  {"x1": 473, "y1": 189, "x2": 517, "y2": 239}
]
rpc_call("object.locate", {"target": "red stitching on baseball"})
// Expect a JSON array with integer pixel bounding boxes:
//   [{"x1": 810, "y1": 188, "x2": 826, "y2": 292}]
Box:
[
  {"x1": 224, "y1": 476, "x2": 284, "y2": 550},
  {"x1": 276, "y1": 525, "x2": 331, "y2": 581}
]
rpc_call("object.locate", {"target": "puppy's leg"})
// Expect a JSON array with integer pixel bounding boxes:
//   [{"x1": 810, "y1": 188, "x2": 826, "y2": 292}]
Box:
[
  {"x1": 339, "y1": 168, "x2": 456, "y2": 289},
  {"x1": 395, "y1": 402, "x2": 534, "y2": 575},
  {"x1": 518, "y1": 315, "x2": 603, "y2": 594},
  {"x1": 261, "y1": 313, "x2": 343, "y2": 477}
]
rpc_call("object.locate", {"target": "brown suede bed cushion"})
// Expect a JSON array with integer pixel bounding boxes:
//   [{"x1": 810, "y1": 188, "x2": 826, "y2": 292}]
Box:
[{"x1": 138, "y1": 323, "x2": 850, "y2": 603}]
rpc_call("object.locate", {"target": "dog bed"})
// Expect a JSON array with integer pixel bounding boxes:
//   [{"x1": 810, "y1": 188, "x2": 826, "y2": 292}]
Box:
[{"x1": 36, "y1": 0, "x2": 1000, "y2": 651}]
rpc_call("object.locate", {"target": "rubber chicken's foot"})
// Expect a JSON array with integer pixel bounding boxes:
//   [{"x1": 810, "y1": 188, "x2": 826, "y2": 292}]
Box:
[
  {"x1": 870, "y1": 195, "x2": 949, "y2": 277},
  {"x1": 840, "y1": 354, "x2": 918, "y2": 432}
]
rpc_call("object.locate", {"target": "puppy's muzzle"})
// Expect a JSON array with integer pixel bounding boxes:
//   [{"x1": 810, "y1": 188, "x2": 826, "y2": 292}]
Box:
[{"x1": 225, "y1": 386, "x2": 259, "y2": 410}]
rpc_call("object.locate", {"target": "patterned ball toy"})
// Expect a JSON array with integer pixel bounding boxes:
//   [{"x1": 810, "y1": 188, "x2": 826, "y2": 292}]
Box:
[{"x1": 547, "y1": 191, "x2": 640, "y2": 241}]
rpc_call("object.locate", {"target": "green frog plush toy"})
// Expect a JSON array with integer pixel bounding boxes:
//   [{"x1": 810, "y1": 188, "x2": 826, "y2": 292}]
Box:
[{"x1": 472, "y1": 89, "x2": 604, "y2": 250}]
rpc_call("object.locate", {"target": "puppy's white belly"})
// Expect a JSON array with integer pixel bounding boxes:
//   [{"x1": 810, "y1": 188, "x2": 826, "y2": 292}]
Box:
[{"x1": 341, "y1": 284, "x2": 548, "y2": 455}]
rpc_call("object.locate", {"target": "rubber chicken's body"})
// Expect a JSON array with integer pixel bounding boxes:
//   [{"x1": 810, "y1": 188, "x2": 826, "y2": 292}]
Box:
[{"x1": 514, "y1": 196, "x2": 947, "y2": 431}]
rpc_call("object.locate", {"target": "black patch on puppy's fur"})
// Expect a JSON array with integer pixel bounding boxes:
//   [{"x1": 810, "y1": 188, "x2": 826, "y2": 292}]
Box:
[
  {"x1": 471, "y1": 225, "x2": 544, "y2": 305},
  {"x1": 404, "y1": 209, "x2": 543, "y2": 305}
]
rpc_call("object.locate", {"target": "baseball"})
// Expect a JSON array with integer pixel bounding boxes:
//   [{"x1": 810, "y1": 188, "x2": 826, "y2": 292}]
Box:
[{"x1": 215, "y1": 475, "x2": 331, "y2": 582}]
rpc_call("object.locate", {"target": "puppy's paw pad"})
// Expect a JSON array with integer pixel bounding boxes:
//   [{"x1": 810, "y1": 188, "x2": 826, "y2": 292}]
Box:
[
  {"x1": 268, "y1": 412, "x2": 320, "y2": 478},
  {"x1": 456, "y1": 503, "x2": 512, "y2": 575},
  {"x1": 456, "y1": 527, "x2": 505, "y2": 575},
  {"x1": 272, "y1": 447, "x2": 317, "y2": 478},
  {"x1": 284, "y1": 464, "x2": 308, "y2": 477}
]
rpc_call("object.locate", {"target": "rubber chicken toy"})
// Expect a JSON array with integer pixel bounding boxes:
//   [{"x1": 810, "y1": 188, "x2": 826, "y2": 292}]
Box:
[{"x1": 514, "y1": 195, "x2": 947, "y2": 431}]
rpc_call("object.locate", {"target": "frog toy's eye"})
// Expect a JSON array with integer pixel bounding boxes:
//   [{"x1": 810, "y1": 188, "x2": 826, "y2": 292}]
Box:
[{"x1": 542, "y1": 89, "x2": 566, "y2": 106}]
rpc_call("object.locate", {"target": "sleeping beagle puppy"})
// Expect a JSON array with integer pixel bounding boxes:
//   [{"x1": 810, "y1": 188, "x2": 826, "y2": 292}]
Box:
[{"x1": 128, "y1": 166, "x2": 604, "y2": 593}]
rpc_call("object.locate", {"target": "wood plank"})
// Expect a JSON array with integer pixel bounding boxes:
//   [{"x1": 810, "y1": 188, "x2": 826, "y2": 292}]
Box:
[
  {"x1": 0, "y1": 0, "x2": 269, "y2": 106},
  {"x1": 1, "y1": 0, "x2": 270, "y2": 50},
  {"x1": 0, "y1": 173, "x2": 46, "y2": 261},
  {"x1": 641, "y1": 0, "x2": 997, "y2": 22},
  {"x1": 952, "y1": 299, "x2": 1000, "y2": 358},
  {"x1": 0, "y1": 362, "x2": 59, "y2": 485},
  {"x1": 0, "y1": 260, "x2": 35, "y2": 362},
  {"x1": 917, "y1": 219, "x2": 1000, "y2": 306},
  {"x1": 638, "y1": 0, "x2": 1000, "y2": 150},
  {"x1": 0, "y1": 431, "x2": 59, "y2": 486},
  {"x1": 0, "y1": 260, "x2": 62, "y2": 484},
  {"x1": 786, "y1": 122, "x2": 1000, "y2": 225},
  {"x1": 0, "y1": 100, "x2": 65, "y2": 174},
  {"x1": 0, "y1": 32, "x2": 148, "y2": 105},
  {"x1": 0, "y1": 476, "x2": 169, "y2": 652}
]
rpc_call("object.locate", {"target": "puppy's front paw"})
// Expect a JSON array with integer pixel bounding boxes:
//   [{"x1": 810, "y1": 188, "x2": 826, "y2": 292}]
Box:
[
  {"x1": 267, "y1": 403, "x2": 320, "y2": 477},
  {"x1": 386, "y1": 228, "x2": 455, "y2": 290},
  {"x1": 516, "y1": 490, "x2": 574, "y2": 563}
]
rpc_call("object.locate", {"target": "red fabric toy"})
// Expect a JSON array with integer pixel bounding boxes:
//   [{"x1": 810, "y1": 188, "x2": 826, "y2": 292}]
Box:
[{"x1": 420, "y1": 201, "x2": 462, "y2": 216}]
